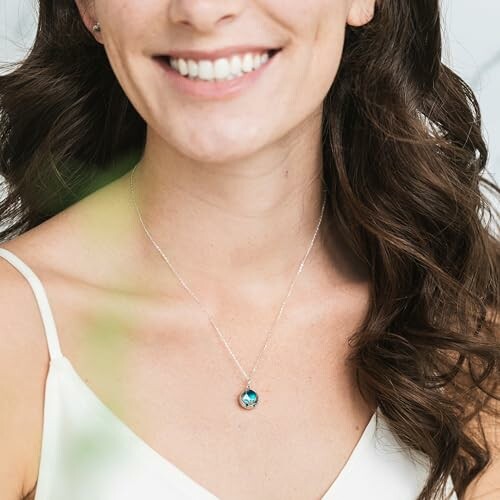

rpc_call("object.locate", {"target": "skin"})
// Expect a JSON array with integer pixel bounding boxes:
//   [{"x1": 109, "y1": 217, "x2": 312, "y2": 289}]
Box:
[
  {"x1": 77, "y1": 0, "x2": 376, "y2": 287},
  {"x1": 0, "y1": 1, "x2": 381, "y2": 499}
]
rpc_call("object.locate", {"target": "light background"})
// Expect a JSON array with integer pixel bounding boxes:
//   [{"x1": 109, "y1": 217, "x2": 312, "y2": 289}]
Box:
[{"x1": 1, "y1": 0, "x2": 499, "y2": 192}]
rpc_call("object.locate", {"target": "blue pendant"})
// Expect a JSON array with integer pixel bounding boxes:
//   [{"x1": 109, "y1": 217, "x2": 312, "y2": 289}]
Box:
[{"x1": 238, "y1": 387, "x2": 259, "y2": 409}]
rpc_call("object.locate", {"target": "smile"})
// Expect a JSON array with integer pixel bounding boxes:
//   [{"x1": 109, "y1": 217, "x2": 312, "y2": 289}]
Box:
[
  {"x1": 153, "y1": 48, "x2": 282, "y2": 99},
  {"x1": 165, "y1": 49, "x2": 280, "y2": 82}
]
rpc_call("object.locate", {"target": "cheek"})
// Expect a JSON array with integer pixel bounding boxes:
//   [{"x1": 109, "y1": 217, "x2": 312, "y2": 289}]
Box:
[
  {"x1": 271, "y1": 0, "x2": 348, "y2": 89},
  {"x1": 280, "y1": 2, "x2": 348, "y2": 117},
  {"x1": 306, "y1": 3, "x2": 349, "y2": 80},
  {"x1": 96, "y1": 0, "x2": 158, "y2": 61},
  {"x1": 97, "y1": 3, "x2": 160, "y2": 114}
]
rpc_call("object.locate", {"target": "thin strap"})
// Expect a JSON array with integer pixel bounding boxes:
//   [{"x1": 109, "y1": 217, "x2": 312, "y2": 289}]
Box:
[{"x1": 0, "y1": 247, "x2": 63, "y2": 360}]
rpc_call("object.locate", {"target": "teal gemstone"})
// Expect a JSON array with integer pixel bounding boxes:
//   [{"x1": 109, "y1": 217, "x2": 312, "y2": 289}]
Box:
[{"x1": 238, "y1": 388, "x2": 259, "y2": 409}]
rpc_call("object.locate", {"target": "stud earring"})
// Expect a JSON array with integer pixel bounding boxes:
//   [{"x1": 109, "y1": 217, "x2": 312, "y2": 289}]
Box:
[{"x1": 92, "y1": 21, "x2": 101, "y2": 33}]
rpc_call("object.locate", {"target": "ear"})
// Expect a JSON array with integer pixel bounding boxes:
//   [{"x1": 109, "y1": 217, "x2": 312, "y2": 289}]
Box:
[
  {"x1": 74, "y1": 0, "x2": 102, "y2": 42},
  {"x1": 346, "y1": 0, "x2": 377, "y2": 27}
]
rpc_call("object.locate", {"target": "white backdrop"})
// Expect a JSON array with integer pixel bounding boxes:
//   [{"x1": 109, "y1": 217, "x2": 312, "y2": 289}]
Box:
[{"x1": 1, "y1": 0, "x2": 499, "y2": 183}]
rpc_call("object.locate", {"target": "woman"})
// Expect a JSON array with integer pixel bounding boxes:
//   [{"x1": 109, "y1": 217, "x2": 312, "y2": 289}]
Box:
[{"x1": 0, "y1": 0, "x2": 498, "y2": 499}]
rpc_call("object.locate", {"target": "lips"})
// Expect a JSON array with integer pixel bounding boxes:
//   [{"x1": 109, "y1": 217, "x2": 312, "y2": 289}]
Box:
[
  {"x1": 152, "y1": 46, "x2": 282, "y2": 82},
  {"x1": 153, "y1": 46, "x2": 282, "y2": 99}
]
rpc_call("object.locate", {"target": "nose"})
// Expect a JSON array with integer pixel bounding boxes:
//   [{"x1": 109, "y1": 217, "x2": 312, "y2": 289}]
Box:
[{"x1": 169, "y1": 0, "x2": 245, "y2": 33}]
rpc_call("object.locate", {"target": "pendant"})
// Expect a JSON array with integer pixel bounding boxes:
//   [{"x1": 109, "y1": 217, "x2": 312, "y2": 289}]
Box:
[{"x1": 238, "y1": 386, "x2": 259, "y2": 410}]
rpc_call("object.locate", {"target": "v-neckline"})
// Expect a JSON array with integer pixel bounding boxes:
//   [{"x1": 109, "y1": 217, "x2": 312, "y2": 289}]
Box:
[{"x1": 52, "y1": 355, "x2": 379, "y2": 499}]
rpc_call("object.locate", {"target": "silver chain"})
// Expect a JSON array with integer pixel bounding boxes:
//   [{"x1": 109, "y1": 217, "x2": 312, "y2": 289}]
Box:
[{"x1": 129, "y1": 163, "x2": 327, "y2": 388}]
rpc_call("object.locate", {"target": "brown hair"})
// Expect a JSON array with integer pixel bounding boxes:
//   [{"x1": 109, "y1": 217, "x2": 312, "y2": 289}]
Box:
[{"x1": 1, "y1": 1, "x2": 499, "y2": 499}]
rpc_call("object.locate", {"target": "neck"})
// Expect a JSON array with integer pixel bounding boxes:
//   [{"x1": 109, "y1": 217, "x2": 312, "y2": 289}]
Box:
[{"x1": 128, "y1": 114, "x2": 333, "y2": 298}]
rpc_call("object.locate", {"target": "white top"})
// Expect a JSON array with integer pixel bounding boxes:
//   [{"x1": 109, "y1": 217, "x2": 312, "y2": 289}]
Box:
[{"x1": 0, "y1": 247, "x2": 458, "y2": 500}]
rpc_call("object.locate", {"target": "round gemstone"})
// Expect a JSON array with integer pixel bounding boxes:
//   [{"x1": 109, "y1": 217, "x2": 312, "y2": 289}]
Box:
[{"x1": 238, "y1": 388, "x2": 259, "y2": 409}]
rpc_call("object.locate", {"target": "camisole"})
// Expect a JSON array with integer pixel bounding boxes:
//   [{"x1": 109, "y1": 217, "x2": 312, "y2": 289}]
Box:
[{"x1": 0, "y1": 247, "x2": 458, "y2": 500}]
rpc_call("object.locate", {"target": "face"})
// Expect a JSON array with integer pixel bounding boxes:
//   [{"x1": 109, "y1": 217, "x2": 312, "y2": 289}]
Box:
[{"x1": 77, "y1": 0, "x2": 375, "y2": 163}]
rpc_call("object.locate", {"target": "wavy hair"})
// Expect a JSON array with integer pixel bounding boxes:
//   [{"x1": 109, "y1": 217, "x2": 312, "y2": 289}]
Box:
[{"x1": 1, "y1": 1, "x2": 499, "y2": 499}]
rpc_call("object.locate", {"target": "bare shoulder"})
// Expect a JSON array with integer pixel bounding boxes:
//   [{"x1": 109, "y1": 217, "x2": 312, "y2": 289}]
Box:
[
  {"x1": 0, "y1": 242, "x2": 52, "y2": 499},
  {"x1": 0, "y1": 173, "x2": 130, "y2": 499}
]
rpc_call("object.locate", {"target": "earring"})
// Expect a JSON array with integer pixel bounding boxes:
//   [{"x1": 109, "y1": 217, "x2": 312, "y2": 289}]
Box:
[{"x1": 92, "y1": 21, "x2": 101, "y2": 33}]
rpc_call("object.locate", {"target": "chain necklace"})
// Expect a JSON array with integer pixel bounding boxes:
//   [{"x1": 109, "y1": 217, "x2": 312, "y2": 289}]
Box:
[{"x1": 129, "y1": 164, "x2": 327, "y2": 410}]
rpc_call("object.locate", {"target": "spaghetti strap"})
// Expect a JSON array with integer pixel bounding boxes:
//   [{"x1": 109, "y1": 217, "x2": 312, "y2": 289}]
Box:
[{"x1": 0, "y1": 247, "x2": 63, "y2": 361}]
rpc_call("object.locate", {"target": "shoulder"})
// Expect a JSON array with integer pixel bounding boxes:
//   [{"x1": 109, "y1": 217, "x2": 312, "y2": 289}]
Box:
[
  {"x1": 0, "y1": 172, "x2": 141, "y2": 499},
  {"x1": 0, "y1": 184, "x2": 110, "y2": 496},
  {"x1": 0, "y1": 239, "x2": 54, "y2": 368},
  {"x1": 0, "y1": 201, "x2": 110, "y2": 498},
  {"x1": 0, "y1": 242, "x2": 52, "y2": 499}
]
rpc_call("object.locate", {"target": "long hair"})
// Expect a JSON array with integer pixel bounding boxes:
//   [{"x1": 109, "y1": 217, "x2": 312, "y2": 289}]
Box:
[{"x1": 1, "y1": 1, "x2": 499, "y2": 499}]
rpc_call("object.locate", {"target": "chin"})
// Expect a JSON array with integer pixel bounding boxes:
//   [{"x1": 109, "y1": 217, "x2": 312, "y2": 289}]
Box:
[
  {"x1": 186, "y1": 144, "x2": 262, "y2": 164},
  {"x1": 175, "y1": 129, "x2": 266, "y2": 163}
]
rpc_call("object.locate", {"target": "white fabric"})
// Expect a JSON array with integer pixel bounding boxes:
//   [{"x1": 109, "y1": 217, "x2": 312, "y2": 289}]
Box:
[{"x1": 0, "y1": 247, "x2": 458, "y2": 499}]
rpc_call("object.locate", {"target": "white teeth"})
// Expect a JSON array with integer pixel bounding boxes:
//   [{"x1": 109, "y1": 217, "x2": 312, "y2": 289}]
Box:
[
  {"x1": 253, "y1": 54, "x2": 261, "y2": 70},
  {"x1": 241, "y1": 53, "x2": 253, "y2": 72},
  {"x1": 178, "y1": 58, "x2": 188, "y2": 76},
  {"x1": 168, "y1": 50, "x2": 273, "y2": 82},
  {"x1": 230, "y1": 55, "x2": 242, "y2": 76},
  {"x1": 214, "y1": 57, "x2": 231, "y2": 80},
  {"x1": 187, "y1": 59, "x2": 198, "y2": 78},
  {"x1": 198, "y1": 60, "x2": 214, "y2": 80}
]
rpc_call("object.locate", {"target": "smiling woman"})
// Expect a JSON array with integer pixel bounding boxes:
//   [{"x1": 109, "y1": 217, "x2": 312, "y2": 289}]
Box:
[{"x1": 0, "y1": 1, "x2": 498, "y2": 500}]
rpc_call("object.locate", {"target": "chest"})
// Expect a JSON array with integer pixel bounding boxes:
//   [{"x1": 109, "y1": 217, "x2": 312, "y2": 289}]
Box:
[
  {"x1": 28, "y1": 282, "x2": 375, "y2": 499},
  {"x1": 30, "y1": 357, "x2": 374, "y2": 500}
]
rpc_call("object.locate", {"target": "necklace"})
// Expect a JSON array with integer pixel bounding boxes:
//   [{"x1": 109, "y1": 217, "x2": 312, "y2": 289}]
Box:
[{"x1": 129, "y1": 164, "x2": 327, "y2": 410}]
